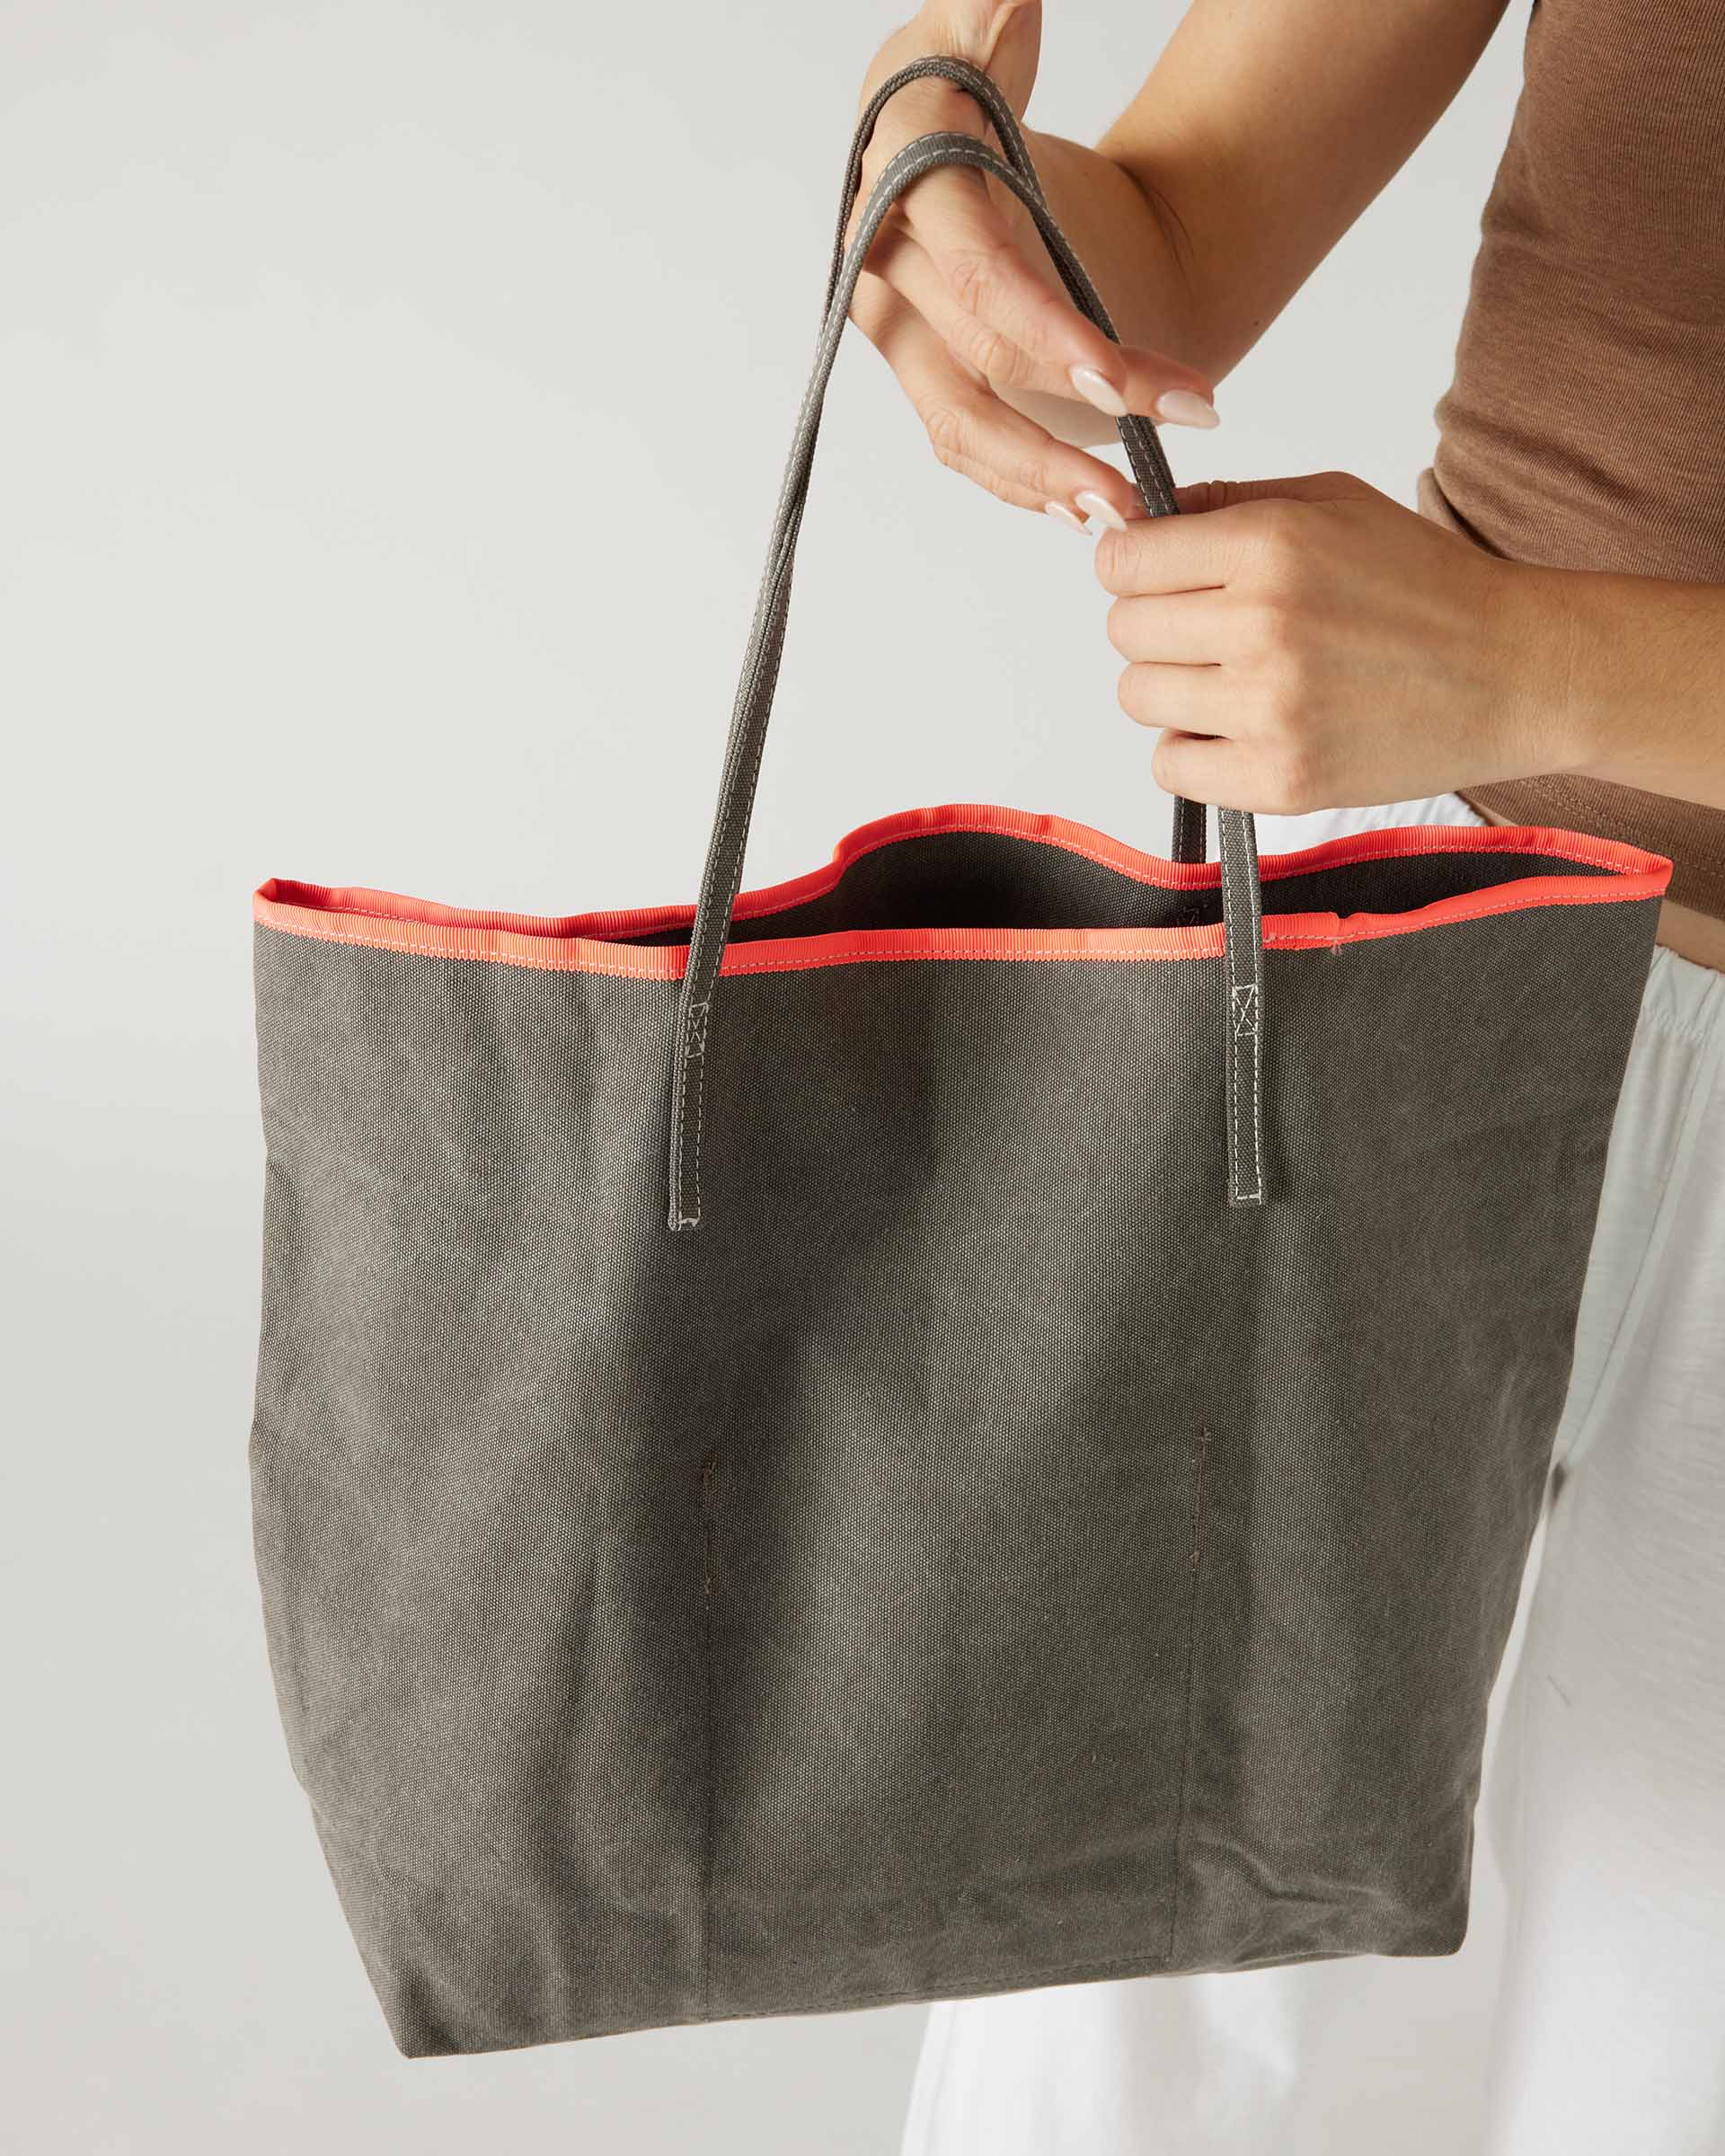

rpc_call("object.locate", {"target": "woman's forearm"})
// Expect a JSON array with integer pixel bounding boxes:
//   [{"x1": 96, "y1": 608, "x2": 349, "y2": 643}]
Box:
[{"x1": 1090, "y1": 0, "x2": 1511, "y2": 384}]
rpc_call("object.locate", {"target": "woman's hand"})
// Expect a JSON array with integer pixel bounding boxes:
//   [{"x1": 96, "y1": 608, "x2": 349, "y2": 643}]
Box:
[
  {"x1": 849, "y1": 1, "x2": 1219, "y2": 534},
  {"x1": 1093, "y1": 473, "x2": 1592, "y2": 815}
]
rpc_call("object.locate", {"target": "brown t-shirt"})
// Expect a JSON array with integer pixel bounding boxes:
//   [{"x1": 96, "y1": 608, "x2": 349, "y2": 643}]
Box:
[{"x1": 1428, "y1": 0, "x2": 1725, "y2": 919}]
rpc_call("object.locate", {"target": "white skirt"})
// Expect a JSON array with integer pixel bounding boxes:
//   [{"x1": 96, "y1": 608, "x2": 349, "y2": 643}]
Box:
[{"x1": 903, "y1": 796, "x2": 1725, "y2": 2156}]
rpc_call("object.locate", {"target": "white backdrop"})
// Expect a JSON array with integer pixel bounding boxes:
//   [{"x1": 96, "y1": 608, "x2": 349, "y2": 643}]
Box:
[{"x1": 2, "y1": 4, "x2": 1527, "y2": 2150}]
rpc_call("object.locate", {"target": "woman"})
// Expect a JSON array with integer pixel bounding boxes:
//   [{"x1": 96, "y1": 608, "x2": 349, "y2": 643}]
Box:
[{"x1": 849, "y1": 4, "x2": 1725, "y2": 2151}]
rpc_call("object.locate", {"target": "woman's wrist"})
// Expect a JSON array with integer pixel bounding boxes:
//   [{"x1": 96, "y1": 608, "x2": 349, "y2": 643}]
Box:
[
  {"x1": 1508, "y1": 561, "x2": 1725, "y2": 813},
  {"x1": 1018, "y1": 129, "x2": 1203, "y2": 372},
  {"x1": 1482, "y1": 560, "x2": 1597, "y2": 784}
]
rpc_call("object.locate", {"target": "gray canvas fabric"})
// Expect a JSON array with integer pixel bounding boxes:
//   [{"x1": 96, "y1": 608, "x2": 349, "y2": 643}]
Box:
[{"x1": 248, "y1": 60, "x2": 1668, "y2": 2058}]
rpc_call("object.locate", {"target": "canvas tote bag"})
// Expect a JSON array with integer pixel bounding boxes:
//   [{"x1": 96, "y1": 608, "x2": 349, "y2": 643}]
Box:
[{"x1": 250, "y1": 57, "x2": 1671, "y2": 2057}]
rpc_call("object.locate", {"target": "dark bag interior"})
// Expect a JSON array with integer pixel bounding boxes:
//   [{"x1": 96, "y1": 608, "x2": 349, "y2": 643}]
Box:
[{"x1": 627, "y1": 829, "x2": 1607, "y2": 946}]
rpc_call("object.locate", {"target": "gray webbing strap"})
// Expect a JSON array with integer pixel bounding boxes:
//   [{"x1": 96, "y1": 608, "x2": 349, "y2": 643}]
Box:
[
  {"x1": 1171, "y1": 792, "x2": 1208, "y2": 865},
  {"x1": 668, "y1": 57, "x2": 1268, "y2": 1228}
]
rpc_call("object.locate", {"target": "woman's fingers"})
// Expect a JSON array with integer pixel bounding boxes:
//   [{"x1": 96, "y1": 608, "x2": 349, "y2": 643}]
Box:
[
  {"x1": 863, "y1": 287, "x2": 1150, "y2": 525},
  {"x1": 845, "y1": 66, "x2": 1216, "y2": 477},
  {"x1": 843, "y1": 76, "x2": 1000, "y2": 254},
  {"x1": 1119, "y1": 681, "x2": 1264, "y2": 812},
  {"x1": 846, "y1": 146, "x2": 1079, "y2": 412},
  {"x1": 1116, "y1": 660, "x2": 1231, "y2": 733},
  {"x1": 844, "y1": 6, "x2": 1216, "y2": 516},
  {"x1": 868, "y1": 213, "x2": 1216, "y2": 431},
  {"x1": 1092, "y1": 510, "x2": 1269, "y2": 598},
  {"x1": 893, "y1": 183, "x2": 1216, "y2": 425},
  {"x1": 862, "y1": 215, "x2": 1036, "y2": 390},
  {"x1": 851, "y1": 119, "x2": 1217, "y2": 426},
  {"x1": 1149, "y1": 730, "x2": 1259, "y2": 811},
  {"x1": 1106, "y1": 588, "x2": 1250, "y2": 665}
]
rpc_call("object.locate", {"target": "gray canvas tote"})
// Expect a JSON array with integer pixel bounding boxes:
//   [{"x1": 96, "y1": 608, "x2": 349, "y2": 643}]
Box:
[{"x1": 249, "y1": 57, "x2": 1672, "y2": 2057}]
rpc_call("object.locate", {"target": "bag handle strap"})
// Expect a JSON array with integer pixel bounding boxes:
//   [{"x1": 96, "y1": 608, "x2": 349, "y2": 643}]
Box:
[
  {"x1": 668, "y1": 57, "x2": 1267, "y2": 1230},
  {"x1": 841, "y1": 59, "x2": 1208, "y2": 877},
  {"x1": 828, "y1": 56, "x2": 1047, "y2": 314}
]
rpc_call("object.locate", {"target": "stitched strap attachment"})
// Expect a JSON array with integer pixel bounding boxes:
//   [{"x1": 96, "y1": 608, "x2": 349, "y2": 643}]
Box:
[{"x1": 668, "y1": 57, "x2": 1268, "y2": 1228}]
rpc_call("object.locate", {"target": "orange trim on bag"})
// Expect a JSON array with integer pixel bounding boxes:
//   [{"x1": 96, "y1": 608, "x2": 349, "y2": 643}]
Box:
[{"x1": 253, "y1": 802, "x2": 1671, "y2": 978}]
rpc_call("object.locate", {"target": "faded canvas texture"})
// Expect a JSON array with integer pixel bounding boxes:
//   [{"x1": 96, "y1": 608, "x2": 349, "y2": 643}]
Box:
[{"x1": 252, "y1": 828, "x2": 1659, "y2": 2056}]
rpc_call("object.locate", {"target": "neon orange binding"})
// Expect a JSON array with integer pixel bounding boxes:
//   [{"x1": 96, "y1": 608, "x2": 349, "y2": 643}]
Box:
[{"x1": 253, "y1": 802, "x2": 1672, "y2": 980}]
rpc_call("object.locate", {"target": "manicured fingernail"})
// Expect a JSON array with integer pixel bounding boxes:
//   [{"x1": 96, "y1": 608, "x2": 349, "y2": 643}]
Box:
[
  {"x1": 1045, "y1": 501, "x2": 1089, "y2": 534},
  {"x1": 1074, "y1": 490, "x2": 1128, "y2": 534},
  {"x1": 1154, "y1": 389, "x2": 1219, "y2": 429},
  {"x1": 1067, "y1": 365, "x2": 1128, "y2": 418}
]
